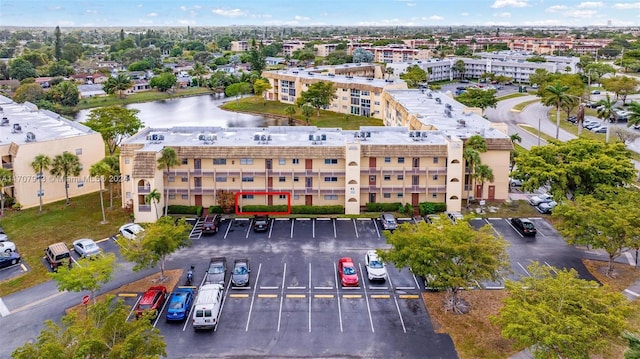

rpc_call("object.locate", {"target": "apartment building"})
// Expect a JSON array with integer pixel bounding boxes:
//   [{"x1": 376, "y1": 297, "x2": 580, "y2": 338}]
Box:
[
  {"x1": 0, "y1": 96, "x2": 104, "y2": 209},
  {"x1": 282, "y1": 41, "x2": 307, "y2": 56},
  {"x1": 230, "y1": 41, "x2": 250, "y2": 52},
  {"x1": 314, "y1": 43, "x2": 339, "y2": 57},
  {"x1": 347, "y1": 45, "x2": 431, "y2": 64}
]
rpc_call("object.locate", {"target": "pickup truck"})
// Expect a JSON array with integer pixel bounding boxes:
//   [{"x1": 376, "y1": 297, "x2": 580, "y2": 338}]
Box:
[{"x1": 205, "y1": 257, "x2": 227, "y2": 285}]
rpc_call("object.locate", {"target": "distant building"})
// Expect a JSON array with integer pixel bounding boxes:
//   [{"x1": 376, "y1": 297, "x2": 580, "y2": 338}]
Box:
[{"x1": 78, "y1": 84, "x2": 107, "y2": 98}]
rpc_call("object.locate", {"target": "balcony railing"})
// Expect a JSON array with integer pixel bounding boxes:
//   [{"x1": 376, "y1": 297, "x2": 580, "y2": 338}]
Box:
[
  {"x1": 138, "y1": 204, "x2": 152, "y2": 212},
  {"x1": 138, "y1": 186, "x2": 151, "y2": 194},
  {"x1": 2, "y1": 163, "x2": 12, "y2": 169}
]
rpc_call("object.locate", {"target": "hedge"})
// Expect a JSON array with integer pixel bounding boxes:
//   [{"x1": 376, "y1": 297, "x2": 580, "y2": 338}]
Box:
[
  {"x1": 418, "y1": 202, "x2": 447, "y2": 215},
  {"x1": 167, "y1": 205, "x2": 203, "y2": 216},
  {"x1": 239, "y1": 205, "x2": 344, "y2": 215},
  {"x1": 365, "y1": 202, "x2": 403, "y2": 212},
  {"x1": 208, "y1": 206, "x2": 225, "y2": 214}
]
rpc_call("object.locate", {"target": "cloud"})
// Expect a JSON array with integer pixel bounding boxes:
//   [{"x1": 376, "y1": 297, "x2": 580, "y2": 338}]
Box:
[
  {"x1": 491, "y1": 0, "x2": 529, "y2": 8},
  {"x1": 577, "y1": 2, "x2": 604, "y2": 8},
  {"x1": 484, "y1": 21, "x2": 512, "y2": 26},
  {"x1": 429, "y1": 15, "x2": 444, "y2": 20},
  {"x1": 545, "y1": 5, "x2": 568, "y2": 12},
  {"x1": 148, "y1": 12, "x2": 157, "y2": 17},
  {"x1": 85, "y1": 9, "x2": 98, "y2": 15},
  {"x1": 565, "y1": 9, "x2": 597, "y2": 17},
  {"x1": 294, "y1": 15, "x2": 310, "y2": 20},
  {"x1": 613, "y1": 2, "x2": 640, "y2": 9},
  {"x1": 522, "y1": 19, "x2": 562, "y2": 25},
  {"x1": 407, "y1": 2, "x2": 417, "y2": 6},
  {"x1": 495, "y1": 12, "x2": 511, "y2": 17},
  {"x1": 47, "y1": 5, "x2": 62, "y2": 11},
  {"x1": 460, "y1": 12, "x2": 469, "y2": 16},
  {"x1": 211, "y1": 8, "x2": 247, "y2": 17}
]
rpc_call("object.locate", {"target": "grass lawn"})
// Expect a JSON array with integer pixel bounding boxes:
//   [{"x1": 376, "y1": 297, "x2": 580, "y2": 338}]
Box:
[
  {"x1": 221, "y1": 96, "x2": 383, "y2": 130},
  {"x1": 496, "y1": 93, "x2": 527, "y2": 101},
  {"x1": 0, "y1": 191, "x2": 130, "y2": 297},
  {"x1": 512, "y1": 98, "x2": 540, "y2": 112},
  {"x1": 71, "y1": 87, "x2": 213, "y2": 111}
]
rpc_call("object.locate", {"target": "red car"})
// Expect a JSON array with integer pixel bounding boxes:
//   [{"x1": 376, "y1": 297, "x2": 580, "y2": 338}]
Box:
[
  {"x1": 136, "y1": 285, "x2": 167, "y2": 318},
  {"x1": 338, "y1": 257, "x2": 359, "y2": 287}
]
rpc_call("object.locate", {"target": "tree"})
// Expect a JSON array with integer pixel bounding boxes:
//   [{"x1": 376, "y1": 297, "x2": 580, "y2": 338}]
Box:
[
  {"x1": 623, "y1": 331, "x2": 640, "y2": 359},
  {"x1": 248, "y1": 46, "x2": 266, "y2": 74},
  {"x1": 285, "y1": 105, "x2": 296, "y2": 124},
  {"x1": 493, "y1": 263, "x2": 630, "y2": 359},
  {"x1": 379, "y1": 217, "x2": 509, "y2": 313},
  {"x1": 149, "y1": 72, "x2": 177, "y2": 92},
  {"x1": 541, "y1": 82, "x2": 570, "y2": 140},
  {"x1": 252, "y1": 78, "x2": 271, "y2": 98},
  {"x1": 295, "y1": 81, "x2": 336, "y2": 116},
  {"x1": 102, "y1": 155, "x2": 120, "y2": 209},
  {"x1": 50, "y1": 151, "x2": 82, "y2": 206},
  {"x1": 8, "y1": 58, "x2": 36, "y2": 81},
  {"x1": 49, "y1": 254, "x2": 116, "y2": 304},
  {"x1": 145, "y1": 189, "x2": 161, "y2": 220},
  {"x1": 473, "y1": 164, "x2": 494, "y2": 201},
  {"x1": 511, "y1": 138, "x2": 636, "y2": 200},
  {"x1": 627, "y1": 101, "x2": 640, "y2": 129},
  {"x1": 103, "y1": 73, "x2": 133, "y2": 99},
  {"x1": 455, "y1": 88, "x2": 498, "y2": 112},
  {"x1": 53, "y1": 25, "x2": 62, "y2": 61},
  {"x1": 215, "y1": 189, "x2": 235, "y2": 214},
  {"x1": 84, "y1": 106, "x2": 143, "y2": 155},
  {"x1": 596, "y1": 94, "x2": 616, "y2": 124},
  {"x1": 89, "y1": 161, "x2": 110, "y2": 224},
  {"x1": 509, "y1": 133, "x2": 522, "y2": 172},
  {"x1": 0, "y1": 168, "x2": 13, "y2": 217},
  {"x1": 157, "y1": 147, "x2": 178, "y2": 216},
  {"x1": 301, "y1": 104, "x2": 314, "y2": 124},
  {"x1": 553, "y1": 186, "x2": 640, "y2": 276},
  {"x1": 225, "y1": 82, "x2": 252, "y2": 101},
  {"x1": 583, "y1": 62, "x2": 616, "y2": 86},
  {"x1": 189, "y1": 62, "x2": 208, "y2": 86},
  {"x1": 462, "y1": 135, "x2": 487, "y2": 202},
  {"x1": 352, "y1": 48, "x2": 374, "y2": 63},
  {"x1": 11, "y1": 295, "x2": 166, "y2": 358},
  {"x1": 452, "y1": 59, "x2": 466, "y2": 80},
  {"x1": 399, "y1": 65, "x2": 427, "y2": 88},
  {"x1": 385, "y1": 66, "x2": 394, "y2": 80},
  {"x1": 45, "y1": 81, "x2": 79, "y2": 107},
  {"x1": 121, "y1": 216, "x2": 191, "y2": 281},
  {"x1": 30, "y1": 154, "x2": 51, "y2": 213},
  {"x1": 602, "y1": 76, "x2": 639, "y2": 105},
  {"x1": 13, "y1": 82, "x2": 45, "y2": 104}
]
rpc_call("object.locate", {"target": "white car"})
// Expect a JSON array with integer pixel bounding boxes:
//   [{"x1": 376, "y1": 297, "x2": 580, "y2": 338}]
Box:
[
  {"x1": 119, "y1": 223, "x2": 145, "y2": 240},
  {"x1": 72, "y1": 238, "x2": 101, "y2": 258},
  {"x1": 364, "y1": 250, "x2": 387, "y2": 281},
  {"x1": 537, "y1": 201, "x2": 558, "y2": 214},
  {"x1": 0, "y1": 241, "x2": 16, "y2": 253},
  {"x1": 528, "y1": 193, "x2": 553, "y2": 206}
]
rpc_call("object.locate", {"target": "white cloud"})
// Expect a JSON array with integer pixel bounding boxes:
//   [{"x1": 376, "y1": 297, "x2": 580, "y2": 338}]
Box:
[
  {"x1": 495, "y1": 12, "x2": 511, "y2": 17},
  {"x1": 407, "y1": 2, "x2": 417, "y2": 6},
  {"x1": 577, "y1": 2, "x2": 604, "y2": 8},
  {"x1": 483, "y1": 21, "x2": 512, "y2": 26},
  {"x1": 211, "y1": 8, "x2": 247, "y2": 17},
  {"x1": 613, "y1": 2, "x2": 640, "y2": 9},
  {"x1": 545, "y1": 5, "x2": 568, "y2": 12},
  {"x1": 522, "y1": 19, "x2": 562, "y2": 25},
  {"x1": 429, "y1": 15, "x2": 444, "y2": 20},
  {"x1": 148, "y1": 12, "x2": 157, "y2": 17},
  {"x1": 491, "y1": 0, "x2": 529, "y2": 8},
  {"x1": 48, "y1": 5, "x2": 62, "y2": 11},
  {"x1": 136, "y1": 4, "x2": 143, "y2": 8},
  {"x1": 85, "y1": 9, "x2": 98, "y2": 15},
  {"x1": 180, "y1": 6, "x2": 187, "y2": 11},
  {"x1": 294, "y1": 15, "x2": 310, "y2": 20},
  {"x1": 460, "y1": 12, "x2": 469, "y2": 16},
  {"x1": 565, "y1": 9, "x2": 597, "y2": 17}
]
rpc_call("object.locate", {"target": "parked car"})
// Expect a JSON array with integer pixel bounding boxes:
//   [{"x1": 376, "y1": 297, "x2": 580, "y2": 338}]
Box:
[
  {"x1": 528, "y1": 193, "x2": 553, "y2": 206},
  {"x1": 192, "y1": 284, "x2": 223, "y2": 330},
  {"x1": 0, "y1": 226, "x2": 7, "y2": 242},
  {"x1": 253, "y1": 215, "x2": 270, "y2": 232},
  {"x1": 364, "y1": 250, "x2": 387, "y2": 281},
  {"x1": 0, "y1": 241, "x2": 16, "y2": 253},
  {"x1": 537, "y1": 201, "x2": 558, "y2": 214},
  {"x1": 44, "y1": 242, "x2": 70, "y2": 270},
  {"x1": 447, "y1": 211, "x2": 464, "y2": 224},
  {"x1": 136, "y1": 285, "x2": 167, "y2": 319},
  {"x1": 0, "y1": 251, "x2": 21, "y2": 269},
  {"x1": 591, "y1": 90, "x2": 601, "y2": 95},
  {"x1": 510, "y1": 217, "x2": 537, "y2": 237},
  {"x1": 566, "y1": 116, "x2": 577, "y2": 124},
  {"x1": 205, "y1": 257, "x2": 227, "y2": 285},
  {"x1": 166, "y1": 287, "x2": 194, "y2": 321},
  {"x1": 72, "y1": 238, "x2": 101, "y2": 258},
  {"x1": 231, "y1": 258, "x2": 251, "y2": 287},
  {"x1": 592, "y1": 126, "x2": 607, "y2": 133},
  {"x1": 584, "y1": 122, "x2": 603, "y2": 130},
  {"x1": 509, "y1": 178, "x2": 523, "y2": 187},
  {"x1": 379, "y1": 213, "x2": 397, "y2": 231},
  {"x1": 201, "y1": 215, "x2": 221, "y2": 235},
  {"x1": 119, "y1": 223, "x2": 145, "y2": 240},
  {"x1": 338, "y1": 257, "x2": 359, "y2": 287}
]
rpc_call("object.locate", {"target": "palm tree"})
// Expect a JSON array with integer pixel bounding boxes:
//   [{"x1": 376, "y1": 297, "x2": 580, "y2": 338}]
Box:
[
  {"x1": 463, "y1": 135, "x2": 487, "y2": 203},
  {"x1": 145, "y1": 189, "x2": 161, "y2": 220},
  {"x1": 385, "y1": 67, "x2": 394, "y2": 80},
  {"x1": 596, "y1": 94, "x2": 616, "y2": 143},
  {"x1": 285, "y1": 106, "x2": 296, "y2": 125},
  {"x1": 0, "y1": 168, "x2": 13, "y2": 217},
  {"x1": 301, "y1": 104, "x2": 314, "y2": 125},
  {"x1": 627, "y1": 101, "x2": 640, "y2": 129},
  {"x1": 104, "y1": 73, "x2": 133, "y2": 99},
  {"x1": 101, "y1": 155, "x2": 120, "y2": 209},
  {"x1": 157, "y1": 147, "x2": 178, "y2": 216},
  {"x1": 190, "y1": 62, "x2": 208, "y2": 87},
  {"x1": 50, "y1": 152, "x2": 82, "y2": 205},
  {"x1": 509, "y1": 133, "x2": 522, "y2": 172},
  {"x1": 89, "y1": 161, "x2": 110, "y2": 224},
  {"x1": 453, "y1": 59, "x2": 466, "y2": 80},
  {"x1": 542, "y1": 82, "x2": 570, "y2": 140},
  {"x1": 30, "y1": 154, "x2": 51, "y2": 213},
  {"x1": 473, "y1": 164, "x2": 494, "y2": 201}
]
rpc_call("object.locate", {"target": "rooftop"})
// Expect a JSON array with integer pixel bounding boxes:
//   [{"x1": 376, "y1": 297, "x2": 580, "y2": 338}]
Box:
[
  {"x1": 0, "y1": 96, "x2": 95, "y2": 145},
  {"x1": 274, "y1": 67, "x2": 397, "y2": 87}
]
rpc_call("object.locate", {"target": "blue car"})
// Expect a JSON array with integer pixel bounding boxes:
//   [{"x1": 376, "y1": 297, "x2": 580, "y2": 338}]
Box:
[{"x1": 166, "y1": 287, "x2": 194, "y2": 321}]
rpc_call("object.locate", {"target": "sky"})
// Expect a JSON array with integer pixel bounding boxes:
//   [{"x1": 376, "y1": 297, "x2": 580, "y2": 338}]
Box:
[{"x1": 1, "y1": 0, "x2": 639, "y2": 28}]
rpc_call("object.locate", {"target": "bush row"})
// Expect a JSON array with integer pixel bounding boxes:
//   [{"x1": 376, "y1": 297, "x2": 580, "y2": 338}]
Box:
[
  {"x1": 207, "y1": 205, "x2": 345, "y2": 215},
  {"x1": 167, "y1": 205, "x2": 203, "y2": 217}
]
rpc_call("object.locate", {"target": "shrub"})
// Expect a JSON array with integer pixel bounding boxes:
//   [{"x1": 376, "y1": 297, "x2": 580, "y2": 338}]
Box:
[
  {"x1": 239, "y1": 205, "x2": 344, "y2": 215},
  {"x1": 365, "y1": 202, "x2": 402, "y2": 212},
  {"x1": 418, "y1": 202, "x2": 447, "y2": 215},
  {"x1": 167, "y1": 205, "x2": 202, "y2": 215},
  {"x1": 208, "y1": 205, "x2": 225, "y2": 214}
]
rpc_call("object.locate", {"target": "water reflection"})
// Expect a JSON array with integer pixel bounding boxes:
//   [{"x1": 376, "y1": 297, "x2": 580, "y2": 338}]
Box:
[{"x1": 73, "y1": 94, "x2": 287, "y2": 128}]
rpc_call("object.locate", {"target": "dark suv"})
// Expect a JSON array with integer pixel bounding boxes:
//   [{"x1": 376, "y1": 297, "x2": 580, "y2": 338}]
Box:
[
  {"x1": 253, "y1": 215, "x2": 270, "y2": 232},
  {"x1": 201, "y1": 215, "x2": 221, "y2": 235},
  {"x1": 510, "y1": 217, "x2": 537, "y2": 237}
]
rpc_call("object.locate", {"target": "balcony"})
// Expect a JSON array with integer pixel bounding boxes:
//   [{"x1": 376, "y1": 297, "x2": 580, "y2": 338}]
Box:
[
  {"x1": 137, "y1": 186, "x2": 151, "y2": 194},
  {"x1": 138, "y1": 204, "x2": 152, "y2": 212},
  {"x1": 2, "y1": 163, "x2": 12, "y2": 169},
  {"x1": 428, "y1": 186, "x2": 447, "y2": 193}
]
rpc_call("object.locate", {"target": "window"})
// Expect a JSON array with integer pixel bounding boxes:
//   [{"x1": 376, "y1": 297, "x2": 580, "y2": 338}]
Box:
[
  {"x1": 397, "y1": 175, "x2": 404, "y2": 180},
  {"x1": 324, "y1": 159, "x2": 338, "y2": 165},
  {"x1": 279, "y1": 159, "x2": 286, "y2": 165},
  {"x1": 242, "y1": 194, "x2": 254, "y2": 199},
  {"x1": 374, "y1": 101, "x2": 380, "y2": 106},
  {"x1": 433, "y1": 157, "x2": 439, "y2": 164},
  {"x1": 240, "y1": 158, "x2": 253, "y2": 165},
  {"x1": 292, "y1": 158, "x2": 300, "y2": 164},
  {"x1": 213, "y1": 158, "x2": 227, "y2": 165},
  {"x1": 168, "y1": 176, "x2": 175, "y2": 182},
  {"x1": 361, "y1": 90, "x2": 370, "y2": 96},
  {"x1": 383, "y1": 193, "x2": 391, "y2": 198},
  {"x1": 293, "y1": 195, "x2": 300, "y2": 200},
  {"x1": 181, "y1": 194, "x2": 188, "y2": 200},
  {"x1": 324, "y1": 195, "x2": 338, "y2": 200},
  {"x1": 398, "y1": 157, "x2": 405, "y2": 164},
  {"x1": 324, "y1": 177, "x2": 338, "y2": 182},
  {"x1": 432, "y1": 193, "x2": 438, "y2": 199},
  {"x1": 384, "y1": 175, "x2": 391, "y2": 181},
  {"x1": 397, "y1": 193, "x2": 404, "y2": 198},
  {"x1": 181, "y1": 158, "x2": 188, "y2": 165},
  {"x1": 369, "y1": 175, "x2": 375, "y2": 181},
  {"x1": 215, "y1": 176, "x2": 227, "y2": 182},
  {"x1": 242, "y1": 176, "x2": 254, "y2": 182},
  {"x1": 279, "y1": 177, "x2": 286, "y2": 182},
  {"x1": 279, "y1": 194, "x2": 287, "y2": 199},
  {"x1": 169, "y1": 194, "x2": 176, "y2": 199},
  {"x1": 433, "y1": 175, "x2": 439, "y2": 181},
  {"x1": 125, "y1": 157, "x2": 130, "y2": 164},
  {"x1": 293, "y1": 177, "x2": 299, "y2": 182},
  {"x1": 75, "y1": 148, "x2": 82, "y2": 155},
  {"x1": 126, "y1": 192, "x2": 131, "y2": 199},
  {"x1": 384, "y1": 157, "x2": 391, "y2": 163},
  {"x1": 181, "y1": 177, "x2": 188, "y2": 182}
]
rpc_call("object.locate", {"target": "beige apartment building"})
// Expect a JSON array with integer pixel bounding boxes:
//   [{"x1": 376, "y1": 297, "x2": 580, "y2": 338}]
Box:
[{"x1": 0, "y1": 96, "x2": 104, "y2": 209}]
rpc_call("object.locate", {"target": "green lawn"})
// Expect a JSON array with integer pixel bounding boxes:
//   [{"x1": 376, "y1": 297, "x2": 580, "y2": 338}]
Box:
[
  {"x1": 221, "y1": 96, "x2": 383, "y2": 130},
  {"x1": 0, "y1": 191, "x2": 130, "y2": 297},
  {"x1": 512, "y1": 99, "x2": 540, "y2": 111},
  {"x1": 72, "y1": 87, "x2": 213, "y2": 111},
  {"x1": 496, "y1": 93, "x2": 527, "y2": 101}
]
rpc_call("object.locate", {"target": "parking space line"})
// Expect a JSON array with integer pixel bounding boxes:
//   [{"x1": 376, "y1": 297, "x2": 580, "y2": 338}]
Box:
[
  {"x1": 544, "y1": 262, "x2": 558, "y2": 274},
  {"x1": 245, "y1": 219, "x2": 252, "y2": 238},
  {"x1": 287, "y1": 286, "x2": 305, "y2": 290},
  {"x1": 312, "y1": 219, "x2": 315, "y2": 238},
  {"x1": 277, "y1": 262, "x2": 286, "y2": 332},
  {"x1": 343, "y1": 294, "x2": 362, "y2": 299},
  {"x1": 0, "y1": 298, "x2": 10, "y2": 317},
  {"x1": 352, "y1": 219, "x2": 359, "y2": 238},
  {"x1": 334, "y1": 261, "x2": 343, "y2": 332},
  {"x1": 314, "y1": 294, "x2": 334, "y2": 298},
  {"x1": 244, "y1": 262, "x2": 262, "y2": 331},
  {"x1": 287, "y1": 294, "x2": 306, "y2": 298},
  {"x1": 341, "y1": 286, "x2": 361, "y2": 290},
  {"x1": 399, "y1": 295, "x2": 420, "y2": 299},
  {"x1": 333, "y1": 219, "x2": 337, "y2": 238},
  {"x1": 223, "y1": 219, "x2": 233, "y2": 239},
  {"x1": 412, "y1": 272, "x2": 421, "y2": 288},
  {"x1": 258, "y1": 294, "x2": 278, "y2": 298},
  {"x1": 625, "y1": 289, "x2": 640, "y2": 298},
  {"x1": 268, "y1": 218, "x2": 274, "y2": 238},
  {"x1": 505, "y1": 218, "x2": 524, "y2": 238},
  {"x1": 370, "y1": 294, "x2": 390, "y2": 299},
  {"x1": 387, "y1": 271, "x2": 407, "y2": 333},
  {"x1": 126, "y1": 295, "x2": 142, "y2": 322},
  {"x1": 314, "y1": 286, "x2": 333, "y2": 290},
  {"x1": 373, "y1": 219, "x2": 381, "y2": 238},
  {"x1": 118, "y1": 293, "x2": 138, "y2": 297},
  {"x1": 308, "y1": 262, "x2": 312, "y2": 333},
  {"x1": 290, "y1": 219, "x2": 295, "y2": 238},
  {"x1": 359, "y1": 263, "x2": 375, "y2": 333},
  {"x1": 152, "y1": 295, "x2": 170, "y2": 327},
  {"x1": 20, "y1": 263, "x2": 27, "y2": 271},
  {"x1": 395, "y1": 286, "x2": 415, "y2": 290},
  {"x1": 517, "y1": 262, "x2": 531, "y2": 276},
  {"x1": 369, "y1": 286, "x2": 389, "y2": 290},
  {"x1": 260, "y1": 286, "x2": 279, "y2": 290},
  {"x1": 625, "y1": 252, "x2": 635, "y2": 265},
  {"x1": 230, "y1": 293, "x2": 250, "y2": 298}
]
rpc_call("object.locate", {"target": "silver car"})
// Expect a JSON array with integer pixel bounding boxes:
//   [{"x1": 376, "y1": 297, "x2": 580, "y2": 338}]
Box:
[
  {"x1": 73, "y1": 238, "x2": 101, "y2": 258},
  {"x1": 364, "y1": 250, "x2": 387, "y2": 281},
  {"x1": 379, "y1": 213, "x2": 397, "y2": 230}
]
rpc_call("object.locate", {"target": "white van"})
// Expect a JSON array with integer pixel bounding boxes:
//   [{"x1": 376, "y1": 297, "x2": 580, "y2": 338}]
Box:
[{"x1": 192, "y1": 284, "x2": 224, "y2": 330}]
